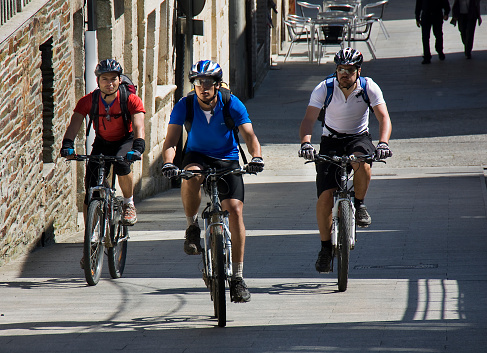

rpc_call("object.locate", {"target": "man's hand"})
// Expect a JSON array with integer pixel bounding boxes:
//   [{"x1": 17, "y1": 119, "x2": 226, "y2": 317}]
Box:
[
  {"x1": 126, "y1": 150, "x2": 142, "y2": 161},
  {"x1": 298, "y1": 142, "x2": 316, "y2": 160},
  {"x1": 376, "y1": 142, "x2": 392, "y2": 159},
  {"x1": 247, "y1": 157, "x2": 265, "y2": 173},
  {"x1": 60, "y1": 139, "x2": 75, "y2": 157},
  {"x1": 416, "y1": 20, "x2": 421, "y2": 28},
  {"x1": 162, "y1": 163, "x2": 179, "y2": 178}
]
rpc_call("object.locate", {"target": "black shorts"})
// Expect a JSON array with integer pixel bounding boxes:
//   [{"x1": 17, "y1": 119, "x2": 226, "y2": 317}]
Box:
[
  {"x1": 316, "y1": 133, "x2": 375, "y2": 197},
  {"x1": 182, "y1": 151, "x2": 244, "y2": 202},
  {"x1": 84, "y1": 135, "x2": 133, "y2": 204}
]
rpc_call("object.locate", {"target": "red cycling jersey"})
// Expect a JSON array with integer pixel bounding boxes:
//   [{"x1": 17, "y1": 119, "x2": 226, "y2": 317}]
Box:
[{"x1": 74, "y1": 90, "x2": 146, "y2": 141}]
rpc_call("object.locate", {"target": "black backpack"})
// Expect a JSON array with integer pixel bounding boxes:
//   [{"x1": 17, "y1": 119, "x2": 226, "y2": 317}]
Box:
[
  {"x1": 184, "y1": 85, "x2": 248, "y2": 164},
  {"x1": 86, "y1": 74, "x2": 137, "y2": 137}
]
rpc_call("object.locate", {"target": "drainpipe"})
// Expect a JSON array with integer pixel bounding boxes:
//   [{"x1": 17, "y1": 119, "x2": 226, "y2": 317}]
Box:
[
  {"x1": 229, "y1": 0, "x2": 247, "y2": 99},
  {"x1": 85, "y1": 0, "x2": 98, "y2": 154}
]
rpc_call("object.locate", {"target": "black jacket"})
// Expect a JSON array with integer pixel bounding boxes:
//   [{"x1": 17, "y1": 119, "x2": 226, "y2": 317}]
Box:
[
  {"x1": 452, "y1": 0, "x2": 481, "y2": 21},
  {"x1": 415, "y1": 0, "x2": 450, "y2": 21}
]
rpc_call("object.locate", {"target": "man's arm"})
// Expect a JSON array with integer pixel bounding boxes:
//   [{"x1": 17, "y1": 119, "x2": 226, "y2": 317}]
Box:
[
  {"x1": 372, "y1": 103, "x2": 392, "y2": 144},
  {"x1": 239, "y1": 123, "x2": 262, "y2": 158},
  {"x1": 63, "y1": 112, "x2": 85, "y2": 141},
  {"x1": 132, "y1": 112, "x2": 145, "y2": 139},
  {"x1": 299, "y1": 105, "x2": 321, "y2": 143},
  {"x1": 162, "y1": 124, "x2": 183, "y2": 164}
]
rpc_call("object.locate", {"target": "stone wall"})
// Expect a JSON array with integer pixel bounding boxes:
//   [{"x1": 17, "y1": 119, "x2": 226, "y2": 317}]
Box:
[{"x1": 0, "y1": 0, "x2": 81, "y2": 265}]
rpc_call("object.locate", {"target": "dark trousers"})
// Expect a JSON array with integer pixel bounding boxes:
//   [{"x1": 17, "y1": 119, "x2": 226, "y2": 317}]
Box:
[
  {"x1": 421, "y1": 16, "x2": 444, "y2": 59},
  {"x1": 457, "y1": 14, "x2": 477, "y2": 56}
]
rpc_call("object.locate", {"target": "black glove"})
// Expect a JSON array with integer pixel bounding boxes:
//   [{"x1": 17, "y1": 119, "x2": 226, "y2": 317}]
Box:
[
  {"x1": 126, "y1": 150, "x2": 141, "y2": 161},
  {"x1": 60, "y1": 139, "x2": 75, "y2": 157},
  {"x1": 126, "y1": 138, "x2": 145, "y2": 161},
  {"x1": 298, "y1": 142, "x2": 315, "y2": 160},
  {"x1": 247, "y1": 157, "x2": 265, "y2": 173},
  {"x1": 162, "y1": 163, "x2": 179, "y2": 178},
  {"x1": 376, "y1": 142, "x2": 392, "y2": 159}
]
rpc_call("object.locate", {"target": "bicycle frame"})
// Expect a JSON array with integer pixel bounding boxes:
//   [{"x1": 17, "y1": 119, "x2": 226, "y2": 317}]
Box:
[
  {"x1": 67, "y1": 154, "x2": 135, "y2": 285},
  {"x1": 177, "y1": 166, "x2": 247, "y2": 326},
  {"x1": 84, "y1": 156, "x2": 122, "y2": 246},
  {"x1": 331, "y1": 156, "x2": 357, "y2": 250},
  {"x1": 201, "y1": 175, "x2": 233, "y2": 282}
]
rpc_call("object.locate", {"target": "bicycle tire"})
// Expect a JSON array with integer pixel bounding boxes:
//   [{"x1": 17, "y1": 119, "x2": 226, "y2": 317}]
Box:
[
  {"x1": 337, "y1": 200, "x2": 352, "y2": 292},
  {"x1": 108, "y1": 223, "x2": 128, "y2": 279},
  {"x1": 84, "y1": 200, "x2": 105, "y2": 286},
  {"x1": 211, "y1": 224, "x2": 226, "y2": 327}
]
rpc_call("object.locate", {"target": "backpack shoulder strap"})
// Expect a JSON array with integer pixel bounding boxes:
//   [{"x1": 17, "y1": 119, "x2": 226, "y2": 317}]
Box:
[
  {"x1": 219, "y1": 87, "x2": 234, "y2": 130},
  {"x1": 184, "y1": 91, "x2": 196, "y2": 132},
  {"x1": 87, "y1": 89, "x2": 100, "y2": 136},
  {"x1": 318, "y1": 74, "x2": 336, "y2": 127},
  {"x1": 220, "y1": 88, "x2": 248, "y2": 164},
  {"x1": 358, "y1": 76, "x2": 373, "y2": 112},
  {"x1": 118, "y1": 84, "x2": 132, "y2": 135}
]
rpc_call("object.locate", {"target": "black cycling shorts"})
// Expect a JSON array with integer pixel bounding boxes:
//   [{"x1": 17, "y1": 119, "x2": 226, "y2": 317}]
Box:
[
  {"x1": 84, "y1": 135, "x2": 133, "y2": 204},
  {"x1": 182, "y1": 151, "x2": 244, "y2": 202},
  {"x1": 316, "y1": 133, "x2": 375, "y2": 197}
]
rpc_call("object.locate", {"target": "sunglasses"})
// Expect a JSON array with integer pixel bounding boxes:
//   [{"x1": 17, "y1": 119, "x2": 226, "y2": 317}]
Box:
[
  {"x1": 193, "y1": 78, "x2": 217, "y2": 87},
  {"x1": 337, "y1": 67, "x2": 358, "y2": 75}
]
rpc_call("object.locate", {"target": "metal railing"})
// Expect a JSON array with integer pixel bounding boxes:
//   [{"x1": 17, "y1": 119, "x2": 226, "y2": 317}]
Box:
[{"x1": 1, "y1": 0, "x2": 32, "y2": 26}]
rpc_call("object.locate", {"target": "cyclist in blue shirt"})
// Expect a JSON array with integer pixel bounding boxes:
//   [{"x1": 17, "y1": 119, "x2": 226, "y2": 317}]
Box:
[{"x1": 162, "y1": 60, "x2": 264, "y2": 303}]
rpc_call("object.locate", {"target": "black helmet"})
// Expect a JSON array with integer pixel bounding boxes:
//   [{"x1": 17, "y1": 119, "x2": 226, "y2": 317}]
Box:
[
  {"x1": 334, "y1": 48, "x2": 363, "y2": 67},
  {"x1": 188, "y1": 60, "x2": 223, "y2": 83},
  {"x1": 94, "y1": 59, "x2": 123, "y2": 77}
]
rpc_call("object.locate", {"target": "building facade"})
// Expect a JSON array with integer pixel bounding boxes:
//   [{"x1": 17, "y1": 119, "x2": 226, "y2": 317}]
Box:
[{"x1": 0, "y1": 0, "x2": 285, "y2": 266}]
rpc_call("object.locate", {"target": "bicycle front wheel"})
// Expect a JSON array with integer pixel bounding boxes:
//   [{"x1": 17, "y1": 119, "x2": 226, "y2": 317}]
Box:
[
  {"x1": 337, "y1": 200, "x2": 352, "y2": 292},
  {"x1": 84, "y1": 200, "x2": 105, "y2": 286},
  {"x1": 108, "y1": 223, "x2": 128, "y2": 279},
  {"x1": 211, "y1": 224, "x2": 226, "y2": 327}
]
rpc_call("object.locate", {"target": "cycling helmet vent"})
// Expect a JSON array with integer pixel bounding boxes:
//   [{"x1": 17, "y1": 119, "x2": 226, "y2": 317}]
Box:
[
  {"x1": 334, "y1": 48, "x2": 363, "y2": 67},
  {"x1": 189, "y1": 60, "x2": 223, "y2": 82},
  {"x1": 94, "y1": 59, "x2": 123, "y2": 77}
]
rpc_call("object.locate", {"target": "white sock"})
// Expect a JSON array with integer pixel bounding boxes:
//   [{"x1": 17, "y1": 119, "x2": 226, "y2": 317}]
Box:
[
  {"x1": 186, "y1": 215, "x2": 199, "y2": 227},
  {"x1": 123, "y1": 196, "x2": 134, "y2": 205},
  {"x1": 233, "y1": 262, "x2": 244, "y2": 279}
]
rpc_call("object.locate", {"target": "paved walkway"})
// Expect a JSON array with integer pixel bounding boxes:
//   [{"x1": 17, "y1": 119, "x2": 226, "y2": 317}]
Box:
[{"x1": 1, "y1": 1, "x2": 487, "y2": 352}]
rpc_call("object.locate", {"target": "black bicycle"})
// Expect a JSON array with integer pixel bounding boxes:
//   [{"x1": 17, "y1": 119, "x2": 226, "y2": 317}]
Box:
[
  {"x1": 309, "y1": 153, "x2": 384, "y2": 292},
  {"x1": 175, "y1": 166, "x2": 250, "y2": 327},
  {"x1": 68, "y1": 154, "x2": 138, "y2": 286}
]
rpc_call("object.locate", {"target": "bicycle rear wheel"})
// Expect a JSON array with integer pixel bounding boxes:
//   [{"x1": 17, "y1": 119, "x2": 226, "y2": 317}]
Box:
[
  {"x1": 211, "y1": 224, "x2": 226, "y2": 327},
  {"x1": 84, "y1": 200, "x2": 105, "y2": 286},
  {"x1": 337, "y1": 200, "x2": 352, "y2": 292},
  {"x1": 108, "y1": 223, "x2": 128, "y2": 279}
]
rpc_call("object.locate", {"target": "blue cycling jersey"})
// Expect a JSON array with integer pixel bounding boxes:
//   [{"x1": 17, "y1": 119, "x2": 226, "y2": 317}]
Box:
[{"x1": 169, "y1": 91, "x2": 251, "y2": 160}]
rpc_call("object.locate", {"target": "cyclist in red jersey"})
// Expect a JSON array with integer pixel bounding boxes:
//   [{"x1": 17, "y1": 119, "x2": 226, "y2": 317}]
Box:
[{"x1": 61, "y1": 59, "x2": 146, "y2": 226}]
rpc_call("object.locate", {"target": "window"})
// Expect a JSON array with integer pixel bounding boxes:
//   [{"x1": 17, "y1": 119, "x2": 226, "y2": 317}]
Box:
[{"x1": 39, "y1": 38, "x2": 54, "y2": 163}]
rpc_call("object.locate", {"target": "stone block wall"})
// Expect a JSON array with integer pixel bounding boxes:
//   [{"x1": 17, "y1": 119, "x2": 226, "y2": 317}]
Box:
[{"x1": 0, "y1": 0, "x2": 81, "y2": 265}]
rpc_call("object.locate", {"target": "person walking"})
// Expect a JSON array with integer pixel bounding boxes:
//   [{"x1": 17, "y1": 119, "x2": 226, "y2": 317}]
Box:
[
  {"x1": 298, "y1": 48, "x2": 392, "y2": 273},
  {"x1": 451, "y1": 0, "x2": 482, "y2": 59},
  {"x1": 415, "y1": 0, "x2": 451, "y2": 64},
  {"x1": 161, "y1": 60, "x2": 264, "y2": 303}
]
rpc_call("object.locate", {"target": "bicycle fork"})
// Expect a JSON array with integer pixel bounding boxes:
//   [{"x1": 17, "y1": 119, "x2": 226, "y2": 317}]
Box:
[
  {"x1": 331, "y1": 195, "x2": 357, "y2": 250},
  {"x1": 202, "y1": 210, "x2": 233, "y2": 286}
]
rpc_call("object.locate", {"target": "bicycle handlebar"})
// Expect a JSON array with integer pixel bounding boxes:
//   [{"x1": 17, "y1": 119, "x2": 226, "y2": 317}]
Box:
[
  {"x1": 176, "y1": 166, "x2": 249, "y2": 180},
  {"x1": 65, "y1": 154, "x2": 139, "y2": 163},
  {"x1": 307, "y1": 153, "x2": 386, "y2": 165}
]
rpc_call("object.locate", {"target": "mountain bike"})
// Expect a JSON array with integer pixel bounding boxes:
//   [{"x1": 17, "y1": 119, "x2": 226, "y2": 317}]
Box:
[
  {"x1": 309, "y1": 153, "x2": 384, "y2": 292},
  {"x1": 175, "y1": 166, "x2": 250, "y2": 327},
  {"x1": 68, "y1": 154, "x2": 139, "y2": 286}
]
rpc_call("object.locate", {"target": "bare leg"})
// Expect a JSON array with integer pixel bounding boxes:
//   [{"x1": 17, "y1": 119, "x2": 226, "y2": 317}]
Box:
[{"x1": 221, "y1": 198, "x2": 246, "y2": 263}]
